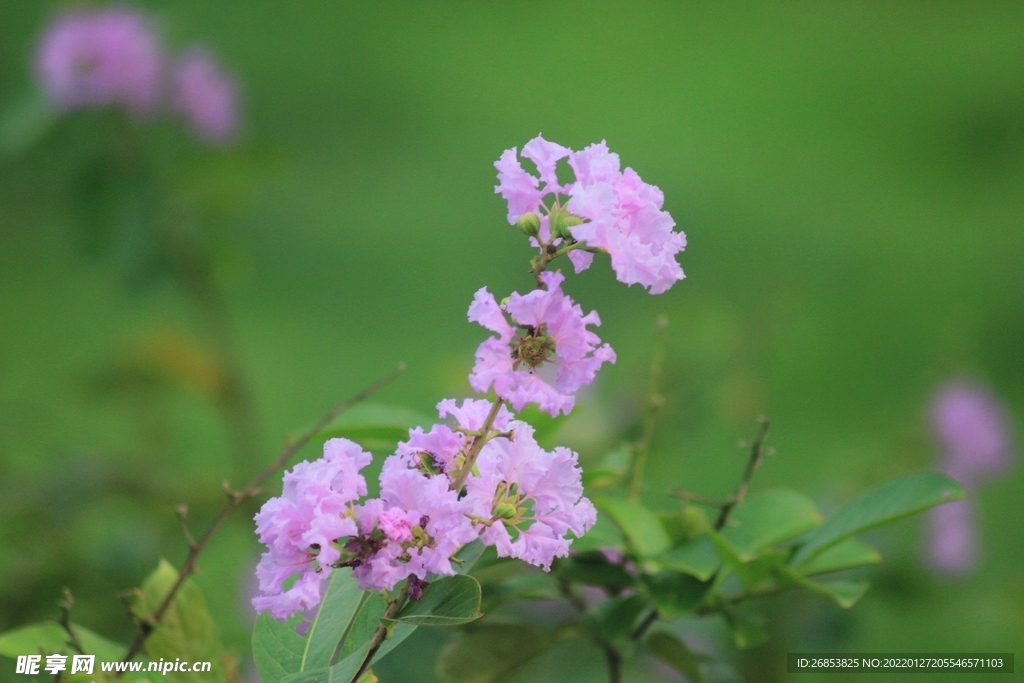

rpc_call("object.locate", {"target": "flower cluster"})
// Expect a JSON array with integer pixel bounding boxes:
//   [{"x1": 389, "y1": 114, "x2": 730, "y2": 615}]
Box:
[
  {"x1": 35, "y1": 6, "x2": 240, "y2": 144},
  {"x1": 253, "y1": 136, "x2": 685, "y2": 619},
  {"x1": 495, "y1": 134, "x2": 685, "y2": 294}
]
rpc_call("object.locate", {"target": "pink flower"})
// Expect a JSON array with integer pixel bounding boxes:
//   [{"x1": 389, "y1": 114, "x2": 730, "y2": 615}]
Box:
[
  {"x1": 468, "y1": 271, "x2": 615, "y2": 417},
  {"x1": 926, "y1": 498, "x2": 977, "y2": 575},
  {"x1": 930, "y1": 379, "x2": 1015, "y2": 485},
  {"x1": 494, "y1": 135, "x2": 686, "y2": 294},
  {"x1": 170, "y1": 47, "x2": 240, "y2": 145},
  {"x1": 464, "y1": 421, "x2": 596, "y2": 570},
  {"x1": 35, "y1": 7, "x2": 162, "y2": 116},
  {"x1": 252, "y1": 439, "x2": 371, "y2": 620},
  {"x1": 350, "y1": 460, "x2": 477, "y2": 591},
  {"x1": 566, "y1": 142, "x2": 685, "y2": 294}
]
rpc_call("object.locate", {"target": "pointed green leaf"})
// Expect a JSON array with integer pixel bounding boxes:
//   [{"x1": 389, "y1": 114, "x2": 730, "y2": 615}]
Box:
[
  {"x1": 436, "y1": 623, "x2": 555, "y2": 683},
  {"x1": 0, "y1": 623, "x2": 77, "y2": 657},
  {"x1": 721, "y1": 490, "x2": 822, "y2": 561},
  {"x1": 595, "y1": 497, "x2": 671, "y2": 557},
  {"x1": 136, "y1": 560, "x2": 227, "y2": 681},
  {"x1": 795, "y1": 538, "x2": 881, "y2": 576},
  {"x1": 390, "y1": 575, "x2": 482, "y2": 626},
  {"x1": 306, "y1": 404, "x2": 431, "y2": 451},
  {"x1": 657, "y1": 535, "x2": 720, "y2": 581},
  {"x1": 791, "y1": 473, "x2": 965, "y2": 566},
  {"x1": 645, "y1": 631, "x2": 704, "y2": 683},
  {"x1": 252, "y1": 614, "x2": 306, "y2": 683},
  {"x1": 301, "y1": 570, "x2": 366, "y2": 670},
  {"x1": 278, "y1": 643, "x2": 369, "y2": 683},
  {"x1": 774, "y1": 565, "x2": 869, "y2": 608}
]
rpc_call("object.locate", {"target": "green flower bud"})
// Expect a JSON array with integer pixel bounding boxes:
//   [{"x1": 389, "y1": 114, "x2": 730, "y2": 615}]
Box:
[
  {"x1": 494, "y1": 502, "x2": 518, "y2": 520},
  {"x1": 516, "y1": 212, "x2": 541, "y2": 237},
  {"x1": 548, "y1": 207, "x2": 583, "y2": 240}
]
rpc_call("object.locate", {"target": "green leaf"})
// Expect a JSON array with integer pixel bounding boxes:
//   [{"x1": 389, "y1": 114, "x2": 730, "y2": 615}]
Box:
[
  {"x1": 721, "y1": 490, "x2": 822, "y2": 561},
  {"x1": 645, "y1": 631, "x2": 704, "y2": 683},
  {"x1": 301, "y1": 570, "x2": 366, "y2": 670},
  {"x1": 657, "y1": 535, "x2": 720, "y2": 581},
  {"x1": 584, "y1": 594, "x2": 649, "y2": 643},
  {"x1": 278, "y1": 644, "x2": 369, "y2": 683},
  {"x1": 569, "y1": 513, "x2": 624, "y2": 552},
  {"x1": 791, "y1": 473, "x2": 966, "y2": 566},
  {"x1": 595, "y1": 497, "x2": 671, "y2": 557},
  {"x1": 774, "y1": 566, "x2": 870, "y2": 608},
  {"x1": 136, "y1": 559, "x2": 226, "y2": 681},
  {"x1": 306, "y1": 404, "x2": 431, "y2": 451},
  {"x1": 707, "y1": 531, "x2": 784, "y2": 590},
  {"x1": 554, "y1": 552, "x2": 637, "y2": 589},
  {"x1": 639, "y1": 572, "x2": 711, "y2": 619},
  {"x1": 795, "y1": 538, "x2": 881, "y2": 576},
  {"x1": 723, "y1": 609, "x2": 769, "y2": 650},
  {"x1": 436, "y1": 623, "x2": 555, "y2": 683},
  {"x1": 0, "y1": 623, "x2": 74, "y2": 657},
  {"x1": 390, "y1": 575, "x2": 482, "y2": 626},
  {"x1": 252, "y1": 614, "x2": 306, "y2": 683}
]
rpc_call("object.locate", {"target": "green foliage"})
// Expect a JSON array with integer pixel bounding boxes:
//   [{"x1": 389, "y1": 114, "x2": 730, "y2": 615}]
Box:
[
  {"x1": 594, "y1": 497, "x2": 671, "y2": 557},
  {"x1": 796, "y1": 538, "x2": 881, "y2": 577},
  {"x1": 720, "y1": 490, "x2": 822, "y2": 561},
  {"x1": 0, "y1": 623, "x2": 124, "y2": 661},
  {"x1": 436, "y1": 623, "x2": 555, "y2": 683},
  {"x1": 644, "y1": 631, "x2": 704, "y2": 683},
  {"x1": 135, "y1": 560, "x2": 236, "y2": 683},
  {"x1": 656, "y1": 535, "x2": 720, "y2": 581},
  {"x1": 790, "y1": 472, "x2": 966, "y2": 566},
  {"x1": 387, "y1": 575, "x2": 482, "y2": 627},
  {"x1": 306, "y1": 404, "x2": 432, "y2": 452}
]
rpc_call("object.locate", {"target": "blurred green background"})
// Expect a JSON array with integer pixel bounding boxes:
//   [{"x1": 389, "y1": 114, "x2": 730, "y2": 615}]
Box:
[{"x1": 1, "y1": 1, "x2": 1023, "y2": 681}]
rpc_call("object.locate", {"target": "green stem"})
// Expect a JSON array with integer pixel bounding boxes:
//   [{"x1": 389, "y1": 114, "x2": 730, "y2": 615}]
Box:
[
  {"x1": 627, "y1": 316, "x2": 668, "y2": 502},
  {"x1": 450, "y1": 398, "x2": 504, "y2": 492},
  {"x1": 352, "y1": 579, "x2": 411, "y2": 682},
  {"x1": 714, "y1": 418, "x2": 770, "y2": 530}
]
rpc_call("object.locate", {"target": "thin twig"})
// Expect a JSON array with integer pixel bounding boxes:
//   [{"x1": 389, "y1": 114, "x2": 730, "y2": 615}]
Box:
[
  {"x1": 176, "y1": 505, "x2": 198, "y2": 550},
  {"x1": 58, "y1": 588, "x2": 85, "y2": 655},
  {"x1": 603, "y1": 646, "x2": 623, "y2": 683},
  {"x1": 627, "y1": 316, "x2": 668, "y2": 502},
  {"x1": 450, "y1": 398, "x2": 504, "y2": 492},
  {"x1": 628, "y1": 607, "x2": 659, "y2": 643},
  {"x1": 714, "y1": 417, "x2": 770, "y2": 531},
  {"x1": 351, "y1": 579, "x2": 411, "y2": 682},
  {"x1": 117, "y1": 364, "x2": 406, "y2": 669}
]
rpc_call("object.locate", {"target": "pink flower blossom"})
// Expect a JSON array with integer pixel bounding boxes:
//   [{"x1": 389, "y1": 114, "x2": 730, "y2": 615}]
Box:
[
  {"x1": 252, "y1": 438, "x2": 371, "y2": 620},
  {"x1": 494, "y1": 135, "x2": 686, "y2": 294},
  {"x1": 468, "y1": 271, "x2": 615, "y2": 417},
  {"x1": 170, "y1": 47, "x2": 240, "y2": 145},
  {"x1": 926, "y1": 498, "x2": 977, "y2": 575},
  {"x1": 566, "y1": 142, "x2": 685, "y2": 294},
  {"x1": 465, "y1": 421, "x2": 596, "y2": 570},
  {"x1": 35, "y1": 7, "x2": 162, "y2": 115},
  {"x1": 930, "y1": 379, "x2": 1015, "y2": 485},
  {"x1": 350, "y1": 460, "x2": 477, "y2": 591}
]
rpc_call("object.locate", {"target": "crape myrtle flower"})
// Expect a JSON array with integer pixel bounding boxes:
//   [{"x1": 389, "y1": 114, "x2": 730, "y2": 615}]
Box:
[
  {"x1": 925, "y1": 378, "x2": 1015, "y2": 576},
  {"x1": 926, "y1": 498, "x2": 978, "y2": 575},
  {"x1": 495, "y1": 135, "x2": 686, "y2": 294},
  {"x1": 930, "y1": 379, "x2": 1015, "y2": 485},
  {"x1": 252, "y1": 438, "x2": 371, "y2": 620},
  {"x1": 35, "y1": 7, "x2": 163, "y2": 115},
  {"x1": 392, "y1": 398, "x2": 514, "y2": 479},
  {"x1": 468, "y1": 270, "x2": 615, "y2": 417},
  {"x1": 464, "y1": 421, "x2": 596, "y2": 570},
  {"x1": 349, "y1": 460, "x2": 478, "y2": 592},
  {"x1": 170, "y1": 47, "x2": 240, "y2": 145}
]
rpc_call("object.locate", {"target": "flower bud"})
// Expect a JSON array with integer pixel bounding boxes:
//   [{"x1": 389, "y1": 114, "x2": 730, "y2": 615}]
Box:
[
  {"x1": 516, "y1": 212, "x2": 541, "y2": 237},
  {"x1": 494, "y1": 502, "x2": 518, "y2": 520},
  {"x1": 548, "y1": 207, "x2": 583, "y2": 241}
]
